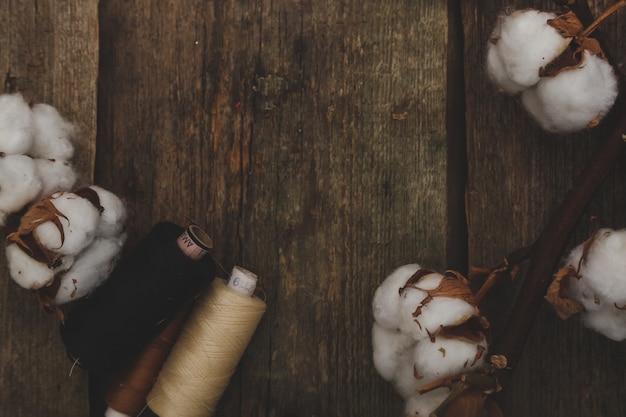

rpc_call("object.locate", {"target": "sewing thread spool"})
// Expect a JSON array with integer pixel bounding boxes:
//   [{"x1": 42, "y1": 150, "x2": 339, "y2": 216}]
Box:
[
  {"x1": 144, "y1": 266, "x2": 266, "y2": 417},
  {"x1": 104, "y1": 304, "x2": 192, "y2": 417},
  {"x1": 59, "y1": 222, "x2": 215, "y2": 375}
]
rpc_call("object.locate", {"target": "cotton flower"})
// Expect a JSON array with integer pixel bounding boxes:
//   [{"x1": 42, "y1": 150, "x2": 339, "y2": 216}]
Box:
[
  {"x1": 521, "y1": 50, "x2": 618, "y2": 133},
  {"x1": 372, "y1": 265, "x2": 489, "y2": 416},
  {"x1": 486, "y1": 9, "x2": 569, "y2": 94},
  {"x1": 5, "y1": 242, "x2": 55, "y2": 289},
  {"x1": 413, "y1": 335, "x2": 488, "y2": 381},
  {"x1": 397, "y1": 272, "x2": 479, "y2": 341},
  {"x1": 29, "y1": 103, "x2": 75, "y2": 160},
  {"x1": 88, "y1": 185, "x2": 127, "y2": 237},
  {"x1": 486, "y1": 8, "x2": 619, "y2": 134},
  {"x1": 373, "y1": 263, "x2": 421, "y2": 330},
  {"x1": 34, "y1": 191, "x2": 101, "y2": 255},
  {"x1": 34, "y1": 158, "x2": 78, "y2": 199},
  {"x1": 559, "y1": 228, "x2": 626, "y2": 341},
  {"x1": 0, "y1": 95, "x2": 79, "y2": 223},
  {"x1": 372, "y1": 321, "x2": 416, "y2": 382},
  {"x1": 54, "y1": 236, "x2": 125, "y2": 304},
  {"x1": 5, "y1": 186, "x2": 127, "y2": 302},
  {"x1": 0, "y1": 154, "x2": 43, "y2": 225},
  {"x1": 0, "y1": 93, "x2": 34, "y2": 155}
]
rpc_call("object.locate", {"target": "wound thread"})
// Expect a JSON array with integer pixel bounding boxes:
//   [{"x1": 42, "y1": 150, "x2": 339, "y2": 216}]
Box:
[
  {"x1": 59, "y1": 222, "x2": 216, "y2": 375},
  {"x1": 146, "y1": 273, "x2": 266, "y2": 417},
  {"x1": 105, "y1": 304, "x2": 192, "y2": 417}
]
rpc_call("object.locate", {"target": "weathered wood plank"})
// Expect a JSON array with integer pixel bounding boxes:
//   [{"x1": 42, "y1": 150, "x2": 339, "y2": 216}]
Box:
[
  {"x1": 0, "y1": 0, "x2": 99, "y2": 416},
  {"x1": 95, "y1": 1, "x2": 452, "y2": 416},
  {"x1": 463, "y1": 1, "x2": 626, "y2": 416}
]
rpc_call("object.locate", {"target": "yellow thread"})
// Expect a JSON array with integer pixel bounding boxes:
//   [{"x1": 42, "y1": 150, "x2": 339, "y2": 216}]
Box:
[{"x1": 146, "y1": 278, "x2": 266, "y2": 417}]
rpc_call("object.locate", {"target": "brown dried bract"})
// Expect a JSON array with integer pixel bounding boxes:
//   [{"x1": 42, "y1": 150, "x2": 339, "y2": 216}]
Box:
[
  {"x1": 540, "y1": 11, "x2": 607, "y2": 78},
  {"x1": 439, "y1": 315, "x2": 491, "y2": 344},
  {"x1": 399, "y1": 269, "x2": 478, "y2": 331},
  {"x1": 545, "y1": 265, "x2": 584, "y2": 319},
  {"x1": 5, "y1": 193, "x2": 68, "y2": 266},
  {"x1": 547, "y1": 10, "x2": 583, "y2": 38},
  {"x1": 490, "y1": 355, "x2": 507, "y2": 370}
]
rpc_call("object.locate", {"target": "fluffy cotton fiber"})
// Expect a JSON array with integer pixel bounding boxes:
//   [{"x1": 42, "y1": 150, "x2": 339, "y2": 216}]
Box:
[
  {"x1": 372, "y1": 264, "x2": 488, "y2": 416},
  {"x1": 564, "y1": 228, "x2": 626, "y2": 341},
  {"x1": 0, "y1": 93, "x2": 34, "y2": 155},
  {"x1": 0, "y1": 94, "x2": 78, "y2": 223},
  {"x1": 34, "y1": 159, "x2": 78, "y2": 200},
  {"x1": 54, "y1": 236, "x2": 126, "y2": 304},
  {"x1": 5, "y1": 242, "x2": 56, "y2": 289},
  {"x1": 89, "y1": 185, "x2": 127, "y2": 237},
  {"x1": 5, "y1": 186, "x2": 127, "y2": 302},
  {"x1": 486, "y1": 9, "x2": 568, "y2": 94},
  {"x1": 29, "y1": 103, "x2": 75, "y2": 160},
  {"x1": 372, "y1": 263, "x2": 421, "y2": 330},
  {"x1": 0, "y1": 154, "x2": 43, "y2": 225},
  {"x1": 34, "y1": 191, "x2": 101, "y2": 255},
  {"x1": 521, "y1": 51, "x2": 618, "y2": 133}
]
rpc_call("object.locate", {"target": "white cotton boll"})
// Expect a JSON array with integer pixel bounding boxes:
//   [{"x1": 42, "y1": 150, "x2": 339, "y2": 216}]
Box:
[
  {"x1": 372, "y1": 263, "x2": 421, "y2": 330},
  {"x1": 581, "y1": 306, "x2": 626, "y2": 342},
  {"x1": 404, "y1": 389, "x2": 450, "y2": 417},
  {"x1": 521, "y1": 51, "x2": 618, "y2": 133},
  {"x1": 392, "y1": 347, "x2": 428, "y2": 400},
  {"x1": 566, "y1": 229, "x2": 626, "y2": 304},
  {"x1": 414, "y1": 297, "x2": 478, "y2": 335},
  {"x1": 54, "y1": 235, "x2": 125, "y2": 304},
  {"x1": 0, "y1": 154, "x2": 43, "y2": 224},
  {"x1": 486, "y1": 9, "x2": 568, "y2": 94},
  {"x1": 34, "y1": 158, "x2": 78, "y2": 198},
  {"x1": 5, "y1": 243, "x2": 54, "y2": 289},
  {"x1": 34, "y1": 191, "x2": 101, "y2": 255},
  {"x1": 563, "y1": 228, "x2": 626, "y2": 340},
  {"x1": 0, "y1": 93, "x2": 34, "y2": 155},
  {"x1": 398, "y1": 278, "x2": 478, "y2": 341},
  {"x1": 413, "y1": 336, "x2": 488, "y2": 381},
  {"x1": 372, "y1": 321, "x2": 416, "y2": 382},
  {"x1": 88, "y1": 185, "x2": 127, "y2": 237},
  {"x1": 29, "y1": 103, "x2": 75, "y2": 160}
]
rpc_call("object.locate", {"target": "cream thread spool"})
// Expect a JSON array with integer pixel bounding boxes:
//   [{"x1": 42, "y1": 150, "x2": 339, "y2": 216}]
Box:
[{"x1": 146, "y1": 266, "x2": 266, "y2": 417}]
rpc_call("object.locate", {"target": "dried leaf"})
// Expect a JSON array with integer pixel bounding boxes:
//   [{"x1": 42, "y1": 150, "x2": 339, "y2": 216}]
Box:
[
  {"x1": 545, "y1": 265, "x2": 584, "y2": 319},
  {"x1": 547, "y1": 10, "x2": 583, "y2": 38}
]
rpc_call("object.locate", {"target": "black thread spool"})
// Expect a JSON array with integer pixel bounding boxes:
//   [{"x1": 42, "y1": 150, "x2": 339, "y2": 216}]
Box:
[{"x1": 59, "y1": 221, "x2": 215, "y2": 376}]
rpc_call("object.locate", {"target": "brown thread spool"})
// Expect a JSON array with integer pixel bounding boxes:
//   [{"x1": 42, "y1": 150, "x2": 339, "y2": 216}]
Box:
[
  {"x1": 104, "y1": 225, "x2": 213, "y2": 417},
  {"x1": 104, "y1": 304, "x2": 192, "y2": 417},
  {"x1": 145, "y1": 267, "x2": 266, "y2": 417}
]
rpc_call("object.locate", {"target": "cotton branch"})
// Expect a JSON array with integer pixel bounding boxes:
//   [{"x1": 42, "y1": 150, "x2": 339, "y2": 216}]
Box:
[{"x1": 493, "y1": 102, "x2": 626, "y2": 384}]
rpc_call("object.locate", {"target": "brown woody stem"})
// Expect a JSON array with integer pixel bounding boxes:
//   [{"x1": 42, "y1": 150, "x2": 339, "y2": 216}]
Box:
[
  {"x1": 493, "y1": 104, "x2": 626, "y2": 385},
  {"x1": 474, "y1": 246, "x2": 531, "y2": 304},
  {"x1": 579, "y1": 0, "x2": 626, "y2": 38}
]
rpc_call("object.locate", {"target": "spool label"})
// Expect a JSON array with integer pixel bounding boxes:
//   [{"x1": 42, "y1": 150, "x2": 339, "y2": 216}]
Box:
[
  {"x1": 177, "y1": 228, "x2": 209, "y2": 260},
  {"x1": 227, "y1": 266, "x2": 258, "y2": 296}
]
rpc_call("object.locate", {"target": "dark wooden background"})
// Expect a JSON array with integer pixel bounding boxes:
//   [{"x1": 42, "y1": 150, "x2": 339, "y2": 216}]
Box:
[{"x1": 1, "y1": 0, "x2": 625, "y2": 416}]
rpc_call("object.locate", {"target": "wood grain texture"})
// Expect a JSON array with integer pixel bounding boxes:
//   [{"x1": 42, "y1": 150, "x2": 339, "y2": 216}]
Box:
[
  {"x1": 462, "y1": 1, "x2": 626, "y2": 416},
  {"x1": 0, "y1": 0, "x2": 98, "y2": 416},
  {"x1": 95, "y1": 1, "x2": 452, "y2": 416}
]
